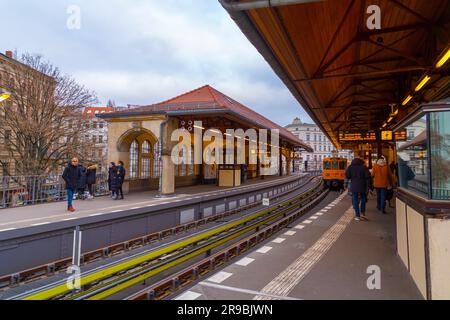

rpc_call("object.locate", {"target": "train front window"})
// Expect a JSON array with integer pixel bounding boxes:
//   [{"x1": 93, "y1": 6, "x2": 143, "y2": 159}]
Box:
[
  {"x1": 339, "y1": 161, "x2": 347, "y2": 170},
  {"x1": 331, "y1": 161, "x2": 339, "y2": 170},
  {"x1": 324, "y1": 161, "x2": 332, "y2": 170}
]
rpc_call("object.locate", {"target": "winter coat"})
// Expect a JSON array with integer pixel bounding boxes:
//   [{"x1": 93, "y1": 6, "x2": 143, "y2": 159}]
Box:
[
  {"x1": 372, "y1": 160, "x2": 393, "y2": 188},
  {"x1": 345, "y1": 158, "x2": 371, "y2": 193},
  {"x1": 109, "y1": 167, "x2": 120, "y2": 190},
  {"x1": 77, "y1": 165, "x2": 87, "y2": 190},
  {"x1": 86, "y1": 165, "x2": 97, "y2": 185},
  {"x1": 116, "y1": 165, "x2": 126, "y2": 186},
  {"x1": 62, "y1": 163, "x2": 81, "y2": 190}
]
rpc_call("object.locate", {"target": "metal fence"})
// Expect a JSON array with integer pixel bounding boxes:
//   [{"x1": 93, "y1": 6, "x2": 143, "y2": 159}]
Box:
[{"x1": 0, "y1": 173, "x2": 109, "y2": 209}]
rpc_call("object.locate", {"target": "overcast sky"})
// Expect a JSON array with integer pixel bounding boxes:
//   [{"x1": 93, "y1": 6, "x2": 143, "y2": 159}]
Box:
[{"x1": 1, "y1": 0, "x2": 313, "y2": 126}]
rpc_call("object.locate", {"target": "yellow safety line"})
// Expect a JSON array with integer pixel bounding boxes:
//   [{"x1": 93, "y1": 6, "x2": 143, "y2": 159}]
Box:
[{"x1": 23, "y1": 181, "x2": 320, "y2": 300}]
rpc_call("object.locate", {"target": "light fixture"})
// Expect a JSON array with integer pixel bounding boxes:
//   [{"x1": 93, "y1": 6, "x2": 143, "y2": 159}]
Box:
[
  {"x1": 436, "y1": 48, "x2": 450, "y2": 69},
  {"x1": 402, "y1": 95, "x2": 413, "y2": 106},
  {"x1": 415, "y1": 75, "x2": 431, "y2": 92},
  {"x1": 0, "y1": 88, "x2": 11, "y2": 103},
  {"x1": 381, "y1": 122, "x2": 387, "y2": 128},
  {"x1": 387, "y1": 116, "x2": 394, "y2": 123},
  {"x1": 391, "y1": 108, "x2": 399, "y2": 116}
]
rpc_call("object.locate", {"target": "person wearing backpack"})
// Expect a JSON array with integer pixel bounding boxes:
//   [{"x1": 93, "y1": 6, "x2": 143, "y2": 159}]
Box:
[{"x1": 372, "y1": 158, "x2": 394, "y2": 214}]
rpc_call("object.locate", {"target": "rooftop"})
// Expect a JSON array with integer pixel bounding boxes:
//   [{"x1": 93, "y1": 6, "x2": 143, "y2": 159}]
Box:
[{"x1": 99, "y1": 85, "x2": 312, "y2": 150}]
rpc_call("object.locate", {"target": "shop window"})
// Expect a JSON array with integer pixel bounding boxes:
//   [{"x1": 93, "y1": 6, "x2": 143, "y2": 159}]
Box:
[
  {"x1": 430, "y1": 111, "x2": 450, "y2": 200},
  {"x1": 396, "y1": 117, "x2": 428, "y2": 198}
]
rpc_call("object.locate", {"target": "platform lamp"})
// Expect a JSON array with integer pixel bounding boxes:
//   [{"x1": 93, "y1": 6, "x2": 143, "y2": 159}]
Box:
[{"x1": 0, "y1": 88, "x2": 11, "y2": 103}]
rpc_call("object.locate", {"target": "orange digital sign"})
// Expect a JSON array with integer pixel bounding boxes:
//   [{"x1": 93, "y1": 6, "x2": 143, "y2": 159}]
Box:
[{"x1": 338, "y1": 131, "x2": 377, "y2": 142}]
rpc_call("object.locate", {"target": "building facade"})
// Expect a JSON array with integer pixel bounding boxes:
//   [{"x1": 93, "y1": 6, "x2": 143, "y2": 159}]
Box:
[{"x1": 285, "y1": 117, "x2": 353, "y2": 171}]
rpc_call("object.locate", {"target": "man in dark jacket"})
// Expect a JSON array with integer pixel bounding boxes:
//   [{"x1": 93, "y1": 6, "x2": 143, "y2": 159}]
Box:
[
  {"x1": 345, "y1": 158, "x2": 371, "y2": 221},
  {"x1": 115, "y1": 161, "x2": 126, "y2": 200},
  {"x1": 62, "y1": 157, "x2": 81, "y2": 212}
]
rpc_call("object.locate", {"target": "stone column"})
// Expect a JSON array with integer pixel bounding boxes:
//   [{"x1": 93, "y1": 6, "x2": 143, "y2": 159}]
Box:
[{"x1": 159, "y1": 117, "x2": 177, "y2": 195}]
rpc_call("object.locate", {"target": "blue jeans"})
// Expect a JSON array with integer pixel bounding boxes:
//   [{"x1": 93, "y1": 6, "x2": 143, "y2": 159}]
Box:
[
  {"x1": 376, "y1": 188, "x2": 387, "y2": 211},
  {"x1": 352, "y1": 192, "x2": 367, "y2": 217},
  {"x1": 67, "y1": 189, "x2": 74, "y2": 207}
]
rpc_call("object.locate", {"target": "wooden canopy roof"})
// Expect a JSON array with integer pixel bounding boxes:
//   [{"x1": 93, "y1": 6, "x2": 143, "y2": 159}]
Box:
[{"x1": 221, "y1": 0, "x2": 450, "y2": 148}]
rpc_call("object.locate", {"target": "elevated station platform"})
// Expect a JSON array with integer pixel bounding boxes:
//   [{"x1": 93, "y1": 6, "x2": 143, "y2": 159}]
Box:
[
  {"x1": 0, "y1": 174, "x2": 302, "y2": 233},
  {"x1": 174, "y1": 192, "x2": 423, "y2": 300}
]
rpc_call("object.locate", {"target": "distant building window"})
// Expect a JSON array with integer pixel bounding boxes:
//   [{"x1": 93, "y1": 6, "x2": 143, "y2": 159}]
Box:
[
  {"x1": 306, "y1": 135, "x2": 310, "y2": 141},
  {"x1": 408, "y1": 130, "x2": 415, "y2": 139},
  {"x1": 4, "y1": 130, "x2": 11, "y2": 144},
  {"x1": 99, "y1": 135, "x2": 103, "y2": 143},
  {"x1": 93, "y1": 122, "x2": 97, "y2": 129},
  {"x1": 99, "y1": 122, "x2": 104, "y2": 129}
]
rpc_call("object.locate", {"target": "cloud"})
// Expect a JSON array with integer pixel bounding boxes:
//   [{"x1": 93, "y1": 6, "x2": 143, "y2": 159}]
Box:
[{"x1": 0, "y1": 0, "x2": 312, "y2": 126}]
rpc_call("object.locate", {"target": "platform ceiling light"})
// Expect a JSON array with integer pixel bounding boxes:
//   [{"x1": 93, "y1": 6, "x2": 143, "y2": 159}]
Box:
[
  {"x1": 402, "y1": 95, "x2": 413, "y2": 106},
  {"x1": 387, "y1": 116, "x2": 394, "y2": 123},
  {"x1": 415, "y1": 75, "x2": 431, "y2": 92},
  {"x1": 391, "y1": 108, "x2": 399, "y2": 116},
  {"x1": 0, "y1": 88, "x2": 11, "y2": 103},
  {"x1": 381, "y1": 122, "x2": 387, "y2": 128},
  {"x1": 436, "y1": 48, "x2": 450, "y2": 69}
]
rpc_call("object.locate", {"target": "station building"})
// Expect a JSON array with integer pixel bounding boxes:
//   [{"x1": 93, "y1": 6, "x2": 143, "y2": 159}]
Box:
[{"x1": 98, "y1": 85, "x2": 312, "y2": 195}]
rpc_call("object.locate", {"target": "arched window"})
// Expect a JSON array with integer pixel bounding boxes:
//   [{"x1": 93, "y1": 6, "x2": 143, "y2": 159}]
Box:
[
  {"x1": 130, "y1": 140, "x2": 139, "y2": 179},
  {"x1": 141, "y1": 140, "x2": 151, "y2": 178}
]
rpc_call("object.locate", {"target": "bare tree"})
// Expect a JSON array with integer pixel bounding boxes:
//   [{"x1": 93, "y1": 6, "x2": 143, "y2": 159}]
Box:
[{"x1": 0, "y1": 53, "x2": 99, "y2": 176}]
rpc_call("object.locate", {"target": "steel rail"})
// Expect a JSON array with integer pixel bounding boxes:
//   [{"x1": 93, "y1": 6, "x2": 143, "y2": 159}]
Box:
[{"x1": 19, "y1": 180, "x2": 323, "y2": 300}]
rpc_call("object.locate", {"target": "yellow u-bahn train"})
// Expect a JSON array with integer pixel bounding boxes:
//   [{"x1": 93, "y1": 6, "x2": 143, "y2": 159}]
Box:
[{"x1": 322, "y1": 157, "x2": 349, "y2": 189}]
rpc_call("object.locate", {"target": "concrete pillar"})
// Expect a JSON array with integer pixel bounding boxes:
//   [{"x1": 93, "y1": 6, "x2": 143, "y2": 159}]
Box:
[
  {"x1": 161, "y1": 154, "x2": 175, "y2": 195},
  {"x1": 159, "y1": 117, "x2": 177, "y2": 195}
]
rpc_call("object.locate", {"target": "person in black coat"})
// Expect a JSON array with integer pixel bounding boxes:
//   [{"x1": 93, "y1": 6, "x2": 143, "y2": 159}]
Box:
[
  {"x1": 110, "y1": 166, "x2": 120, "y2": 199},
  {"x1": 345, "y1": 158, "x2": 372, "y2": 221},
  {"x1": 115, "y1": 161, "x2": 126, "y2": 200},
  {"x1": 108, "y1": 162, "x2": 116, "y2": 197},
  {"x1": 86, "y1": 164, "x2": 97, "y2": 199},
  {"x1": 62, "y1": 157, "x2": 81, "y2": 212},
  {"x1": 77, "y1": 164, "x2": 88, "y2": 200}
]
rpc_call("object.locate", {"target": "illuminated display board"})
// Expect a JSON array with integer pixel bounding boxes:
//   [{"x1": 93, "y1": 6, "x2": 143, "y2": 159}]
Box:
[
  {"x1": 381, "y1": 130, "x2": 407, "y2": 141},
  {"x1": 381, "y1": 131, "x2": 393, "y2": 141},
  {"x1": 338, "y1": 131, "x2": 377, "y2": 142},
  {"x1": 394, "y1": 130, "x2": 407, "y2": 141},
  {"x1": 339, "y1": 130, "x2": 408, "y2": 142}
]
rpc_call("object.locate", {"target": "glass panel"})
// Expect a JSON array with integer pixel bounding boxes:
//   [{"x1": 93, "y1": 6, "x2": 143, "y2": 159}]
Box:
[
  {"x1": 396, "y1": 116, "x2": 428, "y2": 198},
  {"x1": 339, "y1": 161, "x2": 347, "y2": 170},
  {"x1": 129, "y1": 140, "x2": 139, "y2": 179},
  {"x1": 430, "y1": 111, "x2": 450, "y2": 200},
  {"x1": 153, "y1": 140, "x2": 161, "y2": 178},
  {"x1": 323, "y1": 161, "x2": 332, "y2": 170},
  {"x1": 142, "y1": 140, "x2": 151, "y2": 154},
  {"x1": 141, "y1": 158, "x2": 150, "y2": 178},
  {"x1": 331, "y1": 160, "x2": 339, "y2": 170}
]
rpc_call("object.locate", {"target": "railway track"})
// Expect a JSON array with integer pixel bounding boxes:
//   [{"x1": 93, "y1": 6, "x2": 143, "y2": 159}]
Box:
[
  {"x1": 0, "y1": 175, "x2": 316, "y2": 290},
  {"x1": 9, "y1": 178, "x2": 326, "y2": 300}
]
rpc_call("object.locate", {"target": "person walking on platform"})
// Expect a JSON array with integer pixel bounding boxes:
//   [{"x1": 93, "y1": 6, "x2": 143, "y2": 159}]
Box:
[
  {"x1": 115, "y1": 161, "x2": 126, "y2": 200},
  {"x1": 86, "y1": 164, "x2": 97, "y2": 199},
  {"x1": 372, "y1": 158, "x2": 393, "y2": 214},
  {"x1": 62, "y1": 157, "x2": 81, "y2": 212},
  {"x1": 345, "y1": 158, "x2": 371, "y2": 221}
]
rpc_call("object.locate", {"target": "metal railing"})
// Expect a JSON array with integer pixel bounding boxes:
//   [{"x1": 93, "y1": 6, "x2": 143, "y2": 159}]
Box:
[{"x1": 0, "y1": 173, "x2": 109, "y2": 209}]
